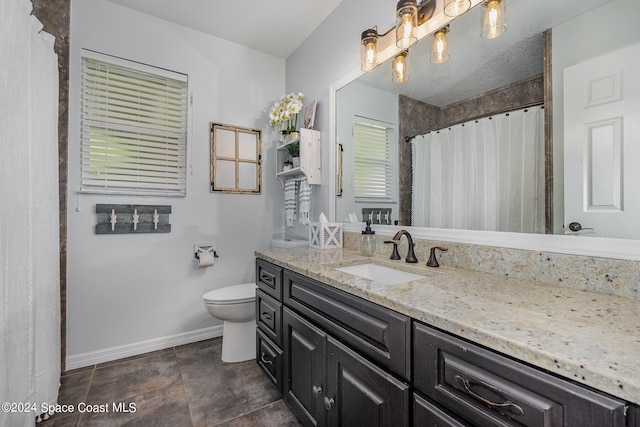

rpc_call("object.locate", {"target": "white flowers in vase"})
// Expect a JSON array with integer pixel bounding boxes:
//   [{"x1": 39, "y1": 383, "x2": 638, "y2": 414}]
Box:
[{"x1": 269, "y1": 92, "x2": 304, "y2": 135}]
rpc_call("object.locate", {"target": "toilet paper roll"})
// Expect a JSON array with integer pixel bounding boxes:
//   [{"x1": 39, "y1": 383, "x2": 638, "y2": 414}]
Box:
[{"x1": 198, "y1": 251, "x2": 215, "y2": 267}]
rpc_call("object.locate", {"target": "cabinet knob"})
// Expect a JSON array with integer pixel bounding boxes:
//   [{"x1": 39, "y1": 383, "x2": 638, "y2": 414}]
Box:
[
  {"x1": 324, "y1": 396, "x2": 335, "y2": 411},
  {"x1": 312, "y1": 385, "x2": 323, "y2": 398}
]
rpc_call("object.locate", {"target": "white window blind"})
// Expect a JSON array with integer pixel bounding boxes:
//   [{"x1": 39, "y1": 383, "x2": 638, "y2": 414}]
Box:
[
  {"x1": 353, "y1": 118, "x2": 396, "y2": 201},
  {"x1": 80, "y1": 51, "x2": 188, "y2": 196}
]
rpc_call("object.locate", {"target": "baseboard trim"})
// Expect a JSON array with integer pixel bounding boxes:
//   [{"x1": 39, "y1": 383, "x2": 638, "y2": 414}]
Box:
[{"x1": 65, "y1": 325, "x2": 224, "y2": 371}]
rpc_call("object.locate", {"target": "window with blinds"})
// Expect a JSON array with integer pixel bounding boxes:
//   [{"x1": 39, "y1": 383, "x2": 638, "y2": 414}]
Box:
[
  {"x1": 353, "y1": 118, "x2": 396, "y2": 201},
  {"x1": 80, "y1": 51, "x2": 188, "y2": 196}
]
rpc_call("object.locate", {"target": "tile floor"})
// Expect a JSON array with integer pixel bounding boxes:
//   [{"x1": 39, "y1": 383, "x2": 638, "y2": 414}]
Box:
[{"x1": 40, "y1": 338, "x2": 301, "y2": 426}]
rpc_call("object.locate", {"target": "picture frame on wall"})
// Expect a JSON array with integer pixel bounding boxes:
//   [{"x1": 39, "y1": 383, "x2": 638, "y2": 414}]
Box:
[{"x1": 303, "y1": 99, "x2": 317, "y2": 129}]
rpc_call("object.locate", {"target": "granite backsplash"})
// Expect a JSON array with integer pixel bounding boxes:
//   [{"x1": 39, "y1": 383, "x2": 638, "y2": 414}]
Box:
[{"x1": 343, "y1": 231, "x2": 640, "y2": 300}]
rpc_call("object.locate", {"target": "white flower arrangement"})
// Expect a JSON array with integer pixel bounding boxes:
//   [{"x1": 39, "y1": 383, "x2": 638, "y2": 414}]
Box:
[{"x1": 269, "y1": 92, "x2": 304, "y2": 133}]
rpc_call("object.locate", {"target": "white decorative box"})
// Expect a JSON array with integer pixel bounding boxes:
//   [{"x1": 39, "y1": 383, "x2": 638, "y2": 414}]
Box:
[{"x1": 309, "y1": 223, "x2": 343, "y2": 249}]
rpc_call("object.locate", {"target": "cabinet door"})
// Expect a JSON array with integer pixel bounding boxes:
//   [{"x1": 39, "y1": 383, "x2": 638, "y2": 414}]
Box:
[
  {"x1": 325, "y1": 337, "x2": 410, "y2": 427},
  {"x1": 283, "y1": 307, "x2": 327, "y2": 427}
]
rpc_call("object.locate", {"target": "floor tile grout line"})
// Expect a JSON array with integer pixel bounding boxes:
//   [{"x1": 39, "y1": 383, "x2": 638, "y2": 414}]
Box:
[
  {"x1": 211, "y1": 400, "x2": 288, "y2": 426},
  {"x1": 76, "y1": 365, "x2": 96, "y2": 427},
  {"x1": 172, "y1": 345, "x2": 196, "y2": 427}
]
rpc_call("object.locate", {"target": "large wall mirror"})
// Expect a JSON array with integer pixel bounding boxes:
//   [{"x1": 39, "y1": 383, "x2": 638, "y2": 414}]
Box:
[{"x1": 335, "y1": 0, "x2": 640, "y2": 241}]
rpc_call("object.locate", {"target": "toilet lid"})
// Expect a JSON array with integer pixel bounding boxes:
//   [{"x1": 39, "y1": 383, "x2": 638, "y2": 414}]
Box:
[{"x1": 202, "y1": 283, "x2": 255, "y2": 304}]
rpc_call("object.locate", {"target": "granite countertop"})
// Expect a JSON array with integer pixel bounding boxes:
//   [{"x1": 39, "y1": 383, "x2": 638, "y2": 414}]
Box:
[{"x1": 255, "y1": 247, "x2": 640, "y2": 405}]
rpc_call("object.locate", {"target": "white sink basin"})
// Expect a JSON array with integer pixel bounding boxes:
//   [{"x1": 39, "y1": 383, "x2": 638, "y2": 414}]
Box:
[{"x1": 335, "y1": 263, "x2": 425, "y2": 285}]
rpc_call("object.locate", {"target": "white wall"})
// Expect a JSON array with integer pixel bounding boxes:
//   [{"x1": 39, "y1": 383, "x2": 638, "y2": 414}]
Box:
[
  {"x1": 285, "y1": 0, "x2": 395, "y2": 222},
  {"x1": 335, "y1": 82, "x2": 398, "y2": 223},
  {"x1": 67, "y1": 0, "x2": 285, "y2": 367},
  {"x1": 551, "y1": 0, "x2": 640, "y2": 234}
]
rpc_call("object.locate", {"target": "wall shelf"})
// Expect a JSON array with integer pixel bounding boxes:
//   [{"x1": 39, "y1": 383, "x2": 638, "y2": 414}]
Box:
[{"x1": 276, "y1": 128, "x2": 321, "y2": 186}]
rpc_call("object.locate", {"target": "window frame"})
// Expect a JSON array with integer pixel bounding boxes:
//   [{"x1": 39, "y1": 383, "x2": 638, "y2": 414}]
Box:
[
  {"x1": 352, "y1": 116, "x2": 397, "y2": 203},
  {"x1": 79, "y1": 50, "x2": 189, "y2": 196},
  {"x1": 210, "y1": 123, "x2": 262, "y2": 194}
]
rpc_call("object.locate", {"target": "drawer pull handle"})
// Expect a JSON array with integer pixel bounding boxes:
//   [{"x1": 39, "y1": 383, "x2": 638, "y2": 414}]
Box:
[
  {"x1": 324, "y1": 396, "x2": 335, "y2": 411},
  {"x1": 259, "y1": 271, "x2": 275, "y2": 286},
  {"x1": 260, "y1": 352, "x2": 273, "y2": 365},
  {"x1": 260, "y1": 312, "x2": 273, "y2": 321},
  {"x1": 455, "y1": 375, "x2": 524, "y2": 416},
  {"x1": 312, "y1": 385, "x2": 323, "y2": 398}
]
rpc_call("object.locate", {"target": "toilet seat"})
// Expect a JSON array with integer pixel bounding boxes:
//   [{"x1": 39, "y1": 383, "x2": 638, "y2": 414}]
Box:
[{"x1": 202, "y1": 283, "x2": 255, "y2": 305}]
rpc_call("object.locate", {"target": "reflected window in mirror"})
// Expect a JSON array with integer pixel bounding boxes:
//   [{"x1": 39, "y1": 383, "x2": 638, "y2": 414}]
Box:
[{"x1": 353, "y1": 118, "x2": 397, "y2": 202}]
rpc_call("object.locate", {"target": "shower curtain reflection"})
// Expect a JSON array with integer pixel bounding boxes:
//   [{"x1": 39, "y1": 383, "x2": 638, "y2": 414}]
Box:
[{"x1": 412, "y1": 106, "x2": 545, "y2": 233}]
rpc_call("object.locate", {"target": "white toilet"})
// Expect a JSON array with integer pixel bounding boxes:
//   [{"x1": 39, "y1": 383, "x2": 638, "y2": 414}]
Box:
[{"x1": 202, "y1": 283, "x2": 256, "y2": 363}]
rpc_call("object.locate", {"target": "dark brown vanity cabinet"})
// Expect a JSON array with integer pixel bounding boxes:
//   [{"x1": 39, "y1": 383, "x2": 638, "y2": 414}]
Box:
[
  {"x1": 281, "y1": 270, "x2": 411, "y2": 427},
  {"x1": 413, "y1": 322, "x2": 627, "y2": 427},
  {"x1": 255, "y1": 258, "x2": 637, "y2": 427}
]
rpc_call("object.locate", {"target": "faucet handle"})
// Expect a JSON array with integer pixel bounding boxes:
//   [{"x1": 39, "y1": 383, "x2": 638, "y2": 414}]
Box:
[
  {"x1": 426, "y1": 246, "x2": 448, "y2": 268},
  {"x1": 384, "y1": 240, "x2": 401, "y2": 260}
]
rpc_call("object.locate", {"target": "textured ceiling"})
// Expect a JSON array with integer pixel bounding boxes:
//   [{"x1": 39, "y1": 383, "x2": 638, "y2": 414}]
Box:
[
  {"x1": 105, "y1": 0, "x2": 612, "y2": 105},
  {"x1": 105, "y1": 0, "x2": 344, "y2": 59},
  {"x1": 356, "y1": 0, "x2": 612, "y2": 107}
]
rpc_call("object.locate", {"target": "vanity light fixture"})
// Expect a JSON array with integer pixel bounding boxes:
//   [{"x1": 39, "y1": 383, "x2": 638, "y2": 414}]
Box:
[
  {"x1": 392, "y1": 50, "x2": 409, "y2": 83},
  {"x1": 430, "y1": 25, "x2": 450, "y2": 63},
  {"x1": 396, "y1": 0, "x2": 418, "y2": 49},
  {"x1": 359, "y1": 0, "x2": 437, "y2": 76},
  {"x1": 361, "y1": 28, "x2": 380, "y2": 72},
  {"x1": 443, "y1": 0, "x2": 471, "y2": 17},
  {"x1": 481, "y1": 0, "x2": 506, "y2": 39}
]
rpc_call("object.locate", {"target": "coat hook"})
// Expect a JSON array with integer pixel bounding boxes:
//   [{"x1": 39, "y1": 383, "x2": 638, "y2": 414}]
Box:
[
  {"x1": 132, "y1": 208, "x2": 139, "y2": 231},
  {"x1": 110, "y1": 209, "x2": 117, "y2": 231}
]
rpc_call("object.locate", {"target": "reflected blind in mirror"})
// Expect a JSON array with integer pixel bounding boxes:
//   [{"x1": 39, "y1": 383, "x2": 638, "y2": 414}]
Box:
[
  {"x1": 353, "y1": 118, "x2": 396, "y2": 201},
  {"x1": 80, "y1": 50, "x2": 188, "y2": 196}
]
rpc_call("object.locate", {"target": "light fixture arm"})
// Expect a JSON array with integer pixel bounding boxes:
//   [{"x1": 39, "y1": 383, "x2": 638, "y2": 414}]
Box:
[{"x1": 416, "y1": 0, "x2": 437, "y2": 25}]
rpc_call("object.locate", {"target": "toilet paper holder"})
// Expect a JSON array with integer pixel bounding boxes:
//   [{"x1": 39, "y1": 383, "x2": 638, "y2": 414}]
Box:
[{"x1": 194, "y1": 244, "x2": 219, "y2": 261}]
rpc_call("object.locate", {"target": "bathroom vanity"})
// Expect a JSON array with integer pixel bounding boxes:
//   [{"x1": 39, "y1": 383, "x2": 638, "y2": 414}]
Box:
[{"x1": 254, "y1": 248, "x2": 640, "y2": 427}]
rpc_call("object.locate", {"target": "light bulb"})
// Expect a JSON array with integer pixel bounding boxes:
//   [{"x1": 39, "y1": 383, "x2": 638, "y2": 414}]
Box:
[
  {"x1": 361, "y1": 29, "x2": 379, "y2": 72},
  {"x1": 396, "y1": 1, "x2": 418, "y2": 49},
  {"x1": 430, "y1": 27, "x2": 450, "y2": 64},
  {"x1": 366, "y1": 43, "x2": 376, "y2": 65},
  {"x1": 392, "y1": 51, "x2": 408, "y2": 83},
  {"x1": 481, "y1": 0, "x2": 506, "y2": 39},
  {"x1": 444, "y1": 0, "x2": 471, "y2": 17}
]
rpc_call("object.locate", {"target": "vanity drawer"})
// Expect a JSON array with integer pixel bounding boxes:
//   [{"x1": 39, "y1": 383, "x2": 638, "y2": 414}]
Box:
[
  {"x1": 256, "y1": 259, "x2": 282, "y2": 300},
  {"x1": 283, "y1": 269, "x2": 411, "y2": 380},
  {"x1": 256, "y1": 289, "x2": 282, "y2": 346},
  {"x1": 413, "y1": 392, "x2": 469, "y2": 427},
  {"x1": 413, "y1": 322, "x2": 627, "y2": 427},
  {"x1": 256, "y1": 328, "x2": 283, "y2": 395}
]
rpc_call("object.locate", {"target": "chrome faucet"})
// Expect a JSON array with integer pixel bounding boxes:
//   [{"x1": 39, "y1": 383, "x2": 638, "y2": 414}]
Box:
[{"x1": 384, "y1": 230, "x2": 418, "y2": 263}]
